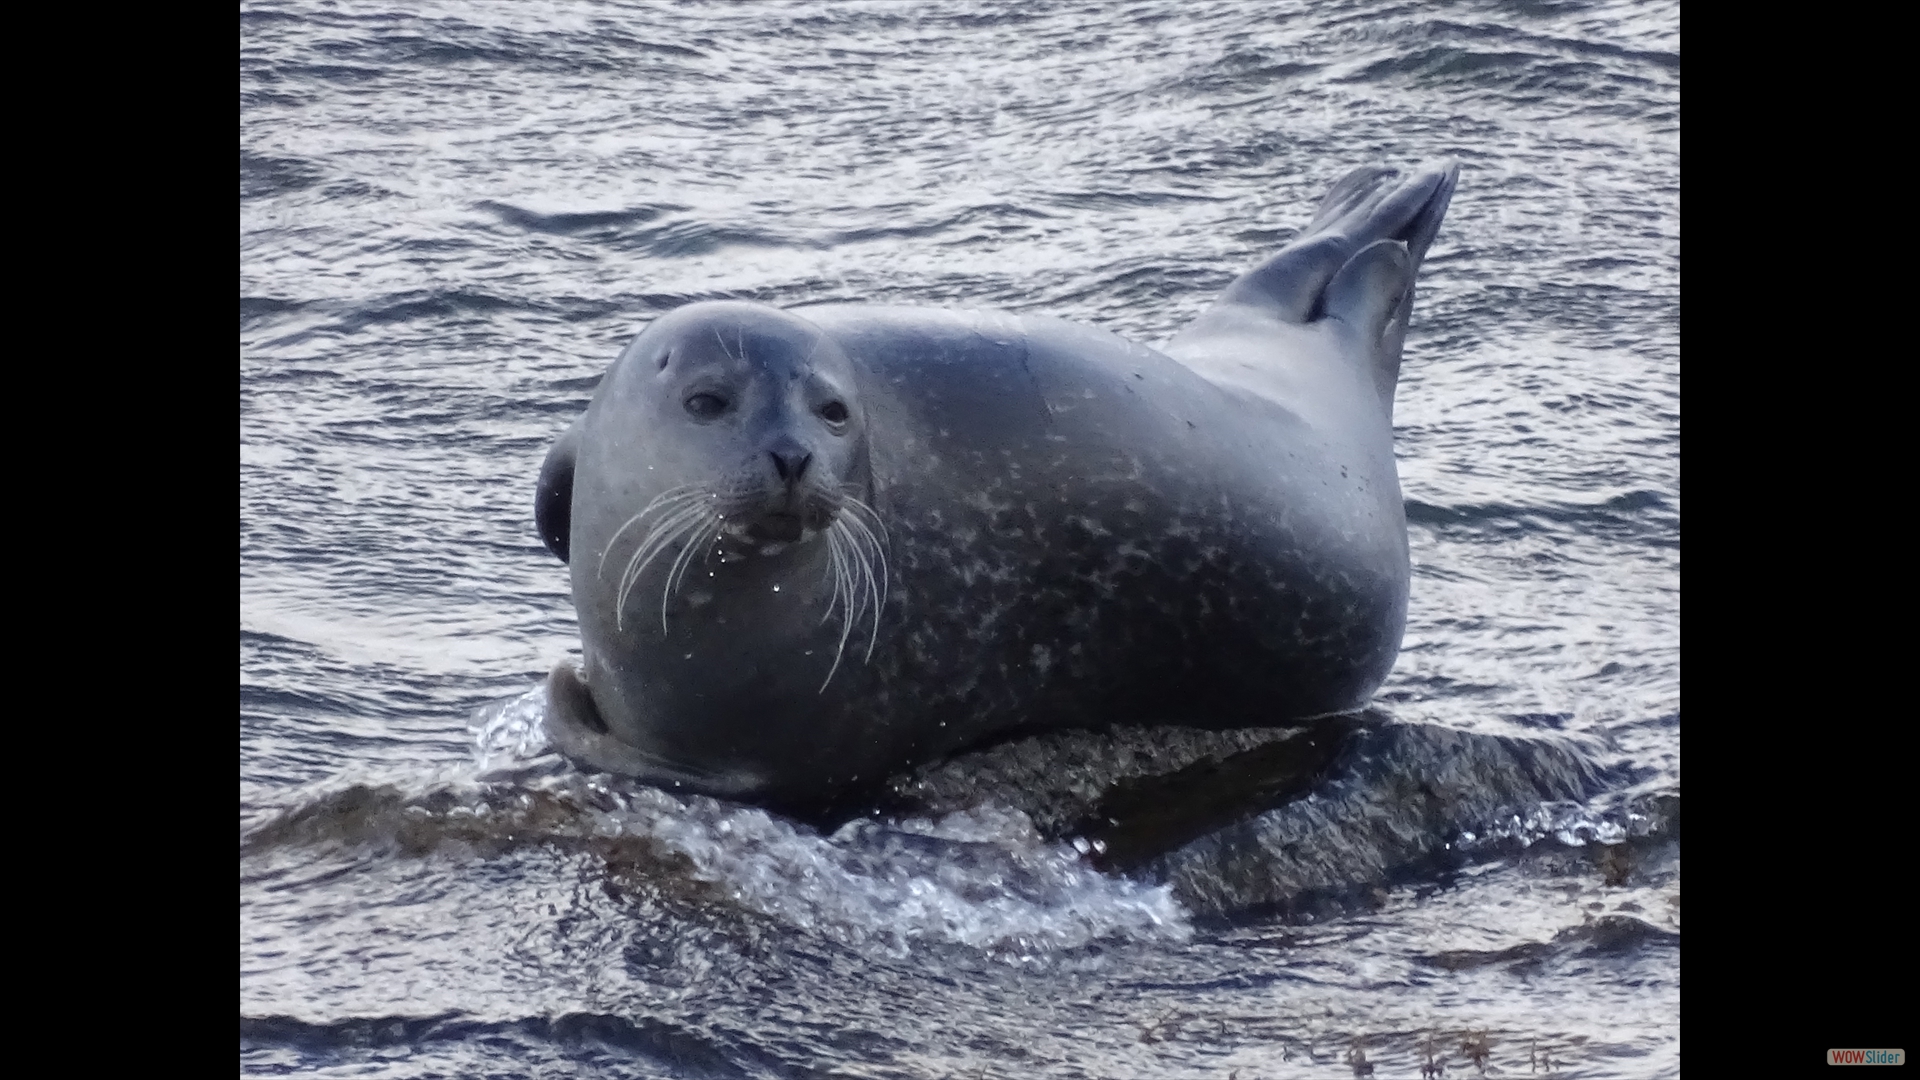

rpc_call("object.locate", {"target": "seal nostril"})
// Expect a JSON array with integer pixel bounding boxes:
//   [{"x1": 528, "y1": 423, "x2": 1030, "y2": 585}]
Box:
[{"x1": 771, "y1": 449, "x2": 812, "y2": 482}]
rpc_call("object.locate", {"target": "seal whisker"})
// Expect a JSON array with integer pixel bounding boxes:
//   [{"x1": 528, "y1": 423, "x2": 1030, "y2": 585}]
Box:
[
  {"x1": 841, "y1": 517, "x2": 883, "y2": 663},
  {"x1": 838, "y1": 489, "x2": 887, "y2": 533},
  {"x1": 822, "y1": 494, "x2": 889, "y2": 665},
  {"x1": 832, "y1": 522, "x2": 855, "y2": 624},
  {"x1": 818, "y1": 526, "x2": 844, "y2": 626},
  {"x1": 840, "y1": 504, "x2": 888, "y2": 587},
  {"x1": 819, "y1": 521, "x2": 860, "y2": 692},
  {"x1": 617, "y1": 500, "x2": 709, "y2": 598},
  {"x1": 659, "y1": 509, "x2": 719, "y2": 633},
  {"x1": 835, "y1": 497, "x2": 891, "y2": 629},
  {"x1": 615, "y1": 503, "x2": 712, "y2": 629},
  {"x1": 837, "y1": 488, "x2": 892, "y2": 554},
  {"x1": 852, "y1": 524, "x2": 884, "y2": 662},
  {"x1": 599, "y1": 485, "x2": 706, "y2": 577},
  {"x1": 616, "y1": 506, "x2": 706, "y2": 612},
  {"x1": 837, "y1": 525, "x2": 856, "y2": 627},
  {"x1": 838, "y1": 525, "x2": 862, "y2": 642},
  {"x1": 617, "y1": 518, "x2": 701, "y2": 630}
]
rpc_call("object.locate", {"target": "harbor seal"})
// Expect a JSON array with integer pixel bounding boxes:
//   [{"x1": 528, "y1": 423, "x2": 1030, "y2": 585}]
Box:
[{"x1": 534, "y1": 162, "x2": 1459, "y2": 820}]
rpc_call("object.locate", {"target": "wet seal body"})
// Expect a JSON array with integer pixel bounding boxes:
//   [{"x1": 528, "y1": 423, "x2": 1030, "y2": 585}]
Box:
[{"x1": 536, "y1": 163, "x2": 1460, "y2": 820}]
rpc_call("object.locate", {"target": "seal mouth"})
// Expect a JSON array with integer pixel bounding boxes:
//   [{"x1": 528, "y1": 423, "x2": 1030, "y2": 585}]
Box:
[
  {"x1": 746, "y1": 512, "x2": 807, "y2": 544},
  {"x1": 723, "y1": 498, "x2": 837, "y2": 553}
]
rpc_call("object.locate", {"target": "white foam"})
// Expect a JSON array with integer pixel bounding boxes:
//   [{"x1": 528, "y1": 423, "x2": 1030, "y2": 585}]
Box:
[
  {"x1": 1456, "y1": 799, "x2": 1630, "y2": 850},
  {"x1": 643, "y1": 797, "x2": 1192, "y2": 957},
  {"x1": 468, "y1": 683, "x2": 555, "y2": 774},
  {"x1": 464, "y1": 686, "x2": 1191, "y2": 957}
]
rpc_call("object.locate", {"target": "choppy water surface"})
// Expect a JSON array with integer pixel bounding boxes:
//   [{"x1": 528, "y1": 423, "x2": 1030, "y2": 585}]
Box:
[{"x1": 240, "y1": 2, "x2": 1678, "y2": 1076}]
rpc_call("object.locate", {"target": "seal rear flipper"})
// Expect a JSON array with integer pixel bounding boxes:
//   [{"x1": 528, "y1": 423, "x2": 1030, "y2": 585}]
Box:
[
  {"x1": 535, "y1": 418, "x2": 583, "y2": 563},
  {"x1": 1216, "y1": 233, "x2": 1353, "y2": 324},
  {"x1": 1370, "y1": 162, "x2": 1458, "y2": 271},
  {"x1": 1306, "y1": 161, "x2": 1458, "y2": 271},
  {"x1": 543, "y1": 661, "x2": 766, "y2": 797},
  {"x1": 1301, "y1": 164, "x2": 1399, "y2": 237},
  {"x1": 1323, "y1": 238, "x2": 1415, "y2": 402},
  {"x1": 1199, "y1": 162, "x2": 1459, "y2": 329}
]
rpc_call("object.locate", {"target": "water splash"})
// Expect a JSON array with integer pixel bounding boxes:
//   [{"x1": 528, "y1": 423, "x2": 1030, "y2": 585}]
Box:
[
  {"x1": 455, "y1": 685, "x2": 1195, "y2": 956},
  {"x1": 644, "y1": 796, "x2": 1192, "y2": 957},
  {"x1": 1456, "y1": 800, "x2": 1629, "y2": 850},
  {"x1": 468, "y1": 682, "x2": 558, "y2": 775}
]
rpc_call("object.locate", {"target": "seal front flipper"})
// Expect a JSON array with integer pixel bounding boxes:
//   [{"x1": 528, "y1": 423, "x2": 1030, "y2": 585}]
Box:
[
  {"x1": 543, "y1": 661, "x2": 766, "y2": 797},
  {"x1": 535, "y1": 417, "x2": 582, "y2": 563}
]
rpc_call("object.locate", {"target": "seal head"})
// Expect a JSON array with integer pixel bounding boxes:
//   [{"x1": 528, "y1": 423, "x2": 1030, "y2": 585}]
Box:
[
  {"x1": 591, "y1": 300, "x2": 870, "y2": 571},
  {"x1": 537, "y1": 301, "x2": 886, "y2": 800}
]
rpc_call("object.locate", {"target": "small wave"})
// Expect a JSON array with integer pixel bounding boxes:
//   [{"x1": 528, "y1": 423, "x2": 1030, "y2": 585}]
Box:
[
  {"x1": 1165, "y1": 53, "x2": 1322, "y2": 97},
  {"x1": 1044, "y1": 188, "x2": 1227, "y2": 211},
  {"x1": 1414, "y1": 19, "x2": 1680, "y2": 73},
  {"x1": 1567, "y1": 912, "x2": 1680, "y2": 953},
  {"x1": 1417, "y1": 913, "x2": 1678, "y2": 972},
  {"x1": 241, "y1": 773, "x2": 1193, "y2": 956},
  {"x1": 239, "y1": 152, "x2": 325, "y2": 200},
  {"x1": 373, "y1": 27, "x2": 706, "y2": 72},
  {"x1": 476, "y1": 200, "x2": 679, "y2": 237},
  {"x1": 240, "y1": 1011, "x2": 745, "y2": 1075},
  {"x1": 612, "y1": 218, "x2": 815, "y2": 259},
  {"x1": 274, "y1": 62, "x2": 384, "y2": 85},
  {"x1": 248, "y1": 288, "x2": 561, "y2": 344},
  {"x1": 239, "y1": 295, "x2": 304, "y2": 328},
  {"x1": 485, "y1": 197, "x2": 1063, "y2": 263},
  {"x1": 471, "y1": 683, "x2": 553, "y2": 770},
  {"x1": 246, "y1": 687, "x2": 1193, "y2": 957},
  {"x1": 1027, "y1": 256, "x2": 1218, "y2": 313},
  {"x1": 1403, "y1": 490, "x2": 1675, "y2": 545},
  {"x1": 828, "y1": 202, "x2": 1055, "y2": 245},
  {"x1": 1336, "y1": 42, "x2": 1661, "y2": 103},
  {"x1": 333, "y1": 287, "x2": 532, "y2": 331},
  {"x1": 657, "y1": 802, "x2": 1191, "y2": 956},
  {"x1": 1456, "y1": 799, "x2": 1630, "y2": 850}
]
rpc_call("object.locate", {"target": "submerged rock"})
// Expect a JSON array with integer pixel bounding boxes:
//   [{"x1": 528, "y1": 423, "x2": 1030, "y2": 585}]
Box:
[{"x1": 876, "y1": 710, "x2": 1613, "y2": 919}]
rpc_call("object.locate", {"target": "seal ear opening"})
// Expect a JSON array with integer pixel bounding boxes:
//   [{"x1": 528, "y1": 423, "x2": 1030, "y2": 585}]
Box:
[{"x1": 535, "y1": 419, "x2": 582, "y2": 564}]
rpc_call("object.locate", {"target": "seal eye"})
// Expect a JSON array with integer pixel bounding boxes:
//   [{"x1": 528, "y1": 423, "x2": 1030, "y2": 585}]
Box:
[
  {"x1": 685, "y1": 392, "x2": 729, "y2": 419},
  {"x1": 818, "y1": 401, "x2": 849, "y2": 425}
]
